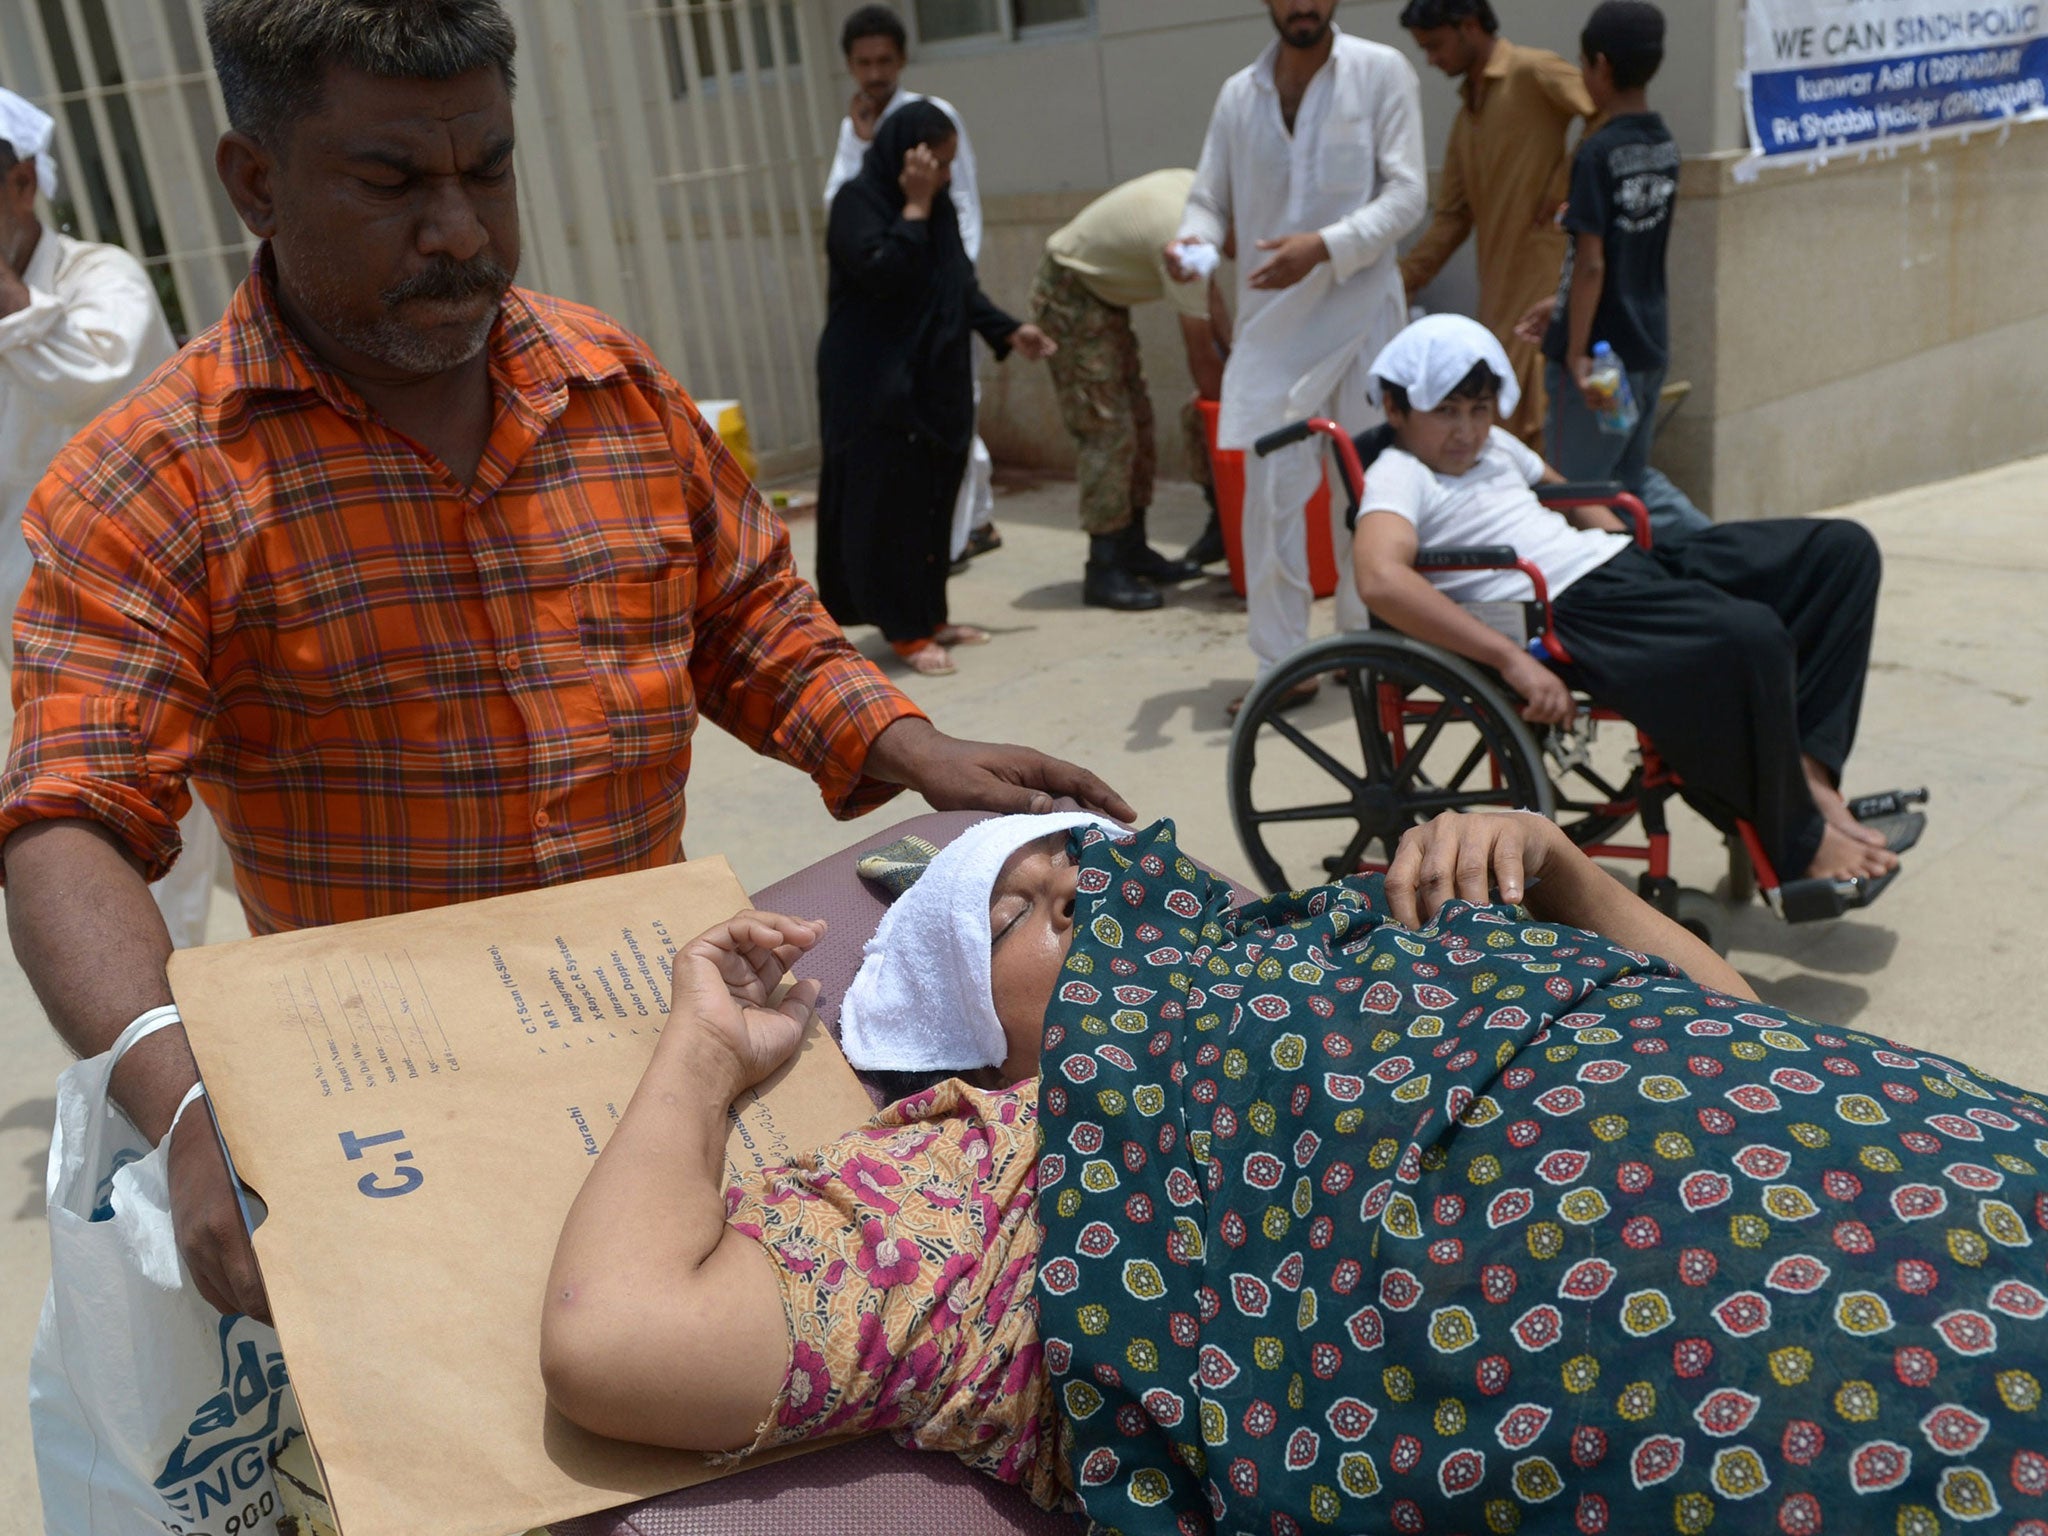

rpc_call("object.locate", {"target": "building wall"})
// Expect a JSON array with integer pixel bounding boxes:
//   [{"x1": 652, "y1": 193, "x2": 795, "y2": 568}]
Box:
[
  {"x1": 819, "y1": 0, "x2": 1749, "y2": 203},
  {"x1": 1659, "y1": 123, "x2": 2048, "y2": 521}
]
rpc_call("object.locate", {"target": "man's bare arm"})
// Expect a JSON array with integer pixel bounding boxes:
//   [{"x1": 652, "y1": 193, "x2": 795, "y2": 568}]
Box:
[
  {"x1": 1398, "y1": 142, "x2": 1472, "y2": 297},
  {"x1": 1351, "y1": 512, "x2": 1576, "y2": 726},
  {"x1": 6, "y1": 820, "x2": 182, "y2": 1131},
  {"x1": 6, "y1": 818, "x2": 272, "y2": 1320},
  {"x1": 1178, "y1": 314, "x2": 1225, "y2": 401},
  {"x1": 1564, "y1": 229, "x2": 1606, "y2": 389}
]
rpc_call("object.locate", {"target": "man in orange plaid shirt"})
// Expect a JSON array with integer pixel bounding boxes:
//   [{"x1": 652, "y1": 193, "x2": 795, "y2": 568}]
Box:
[{"x1": 0, "y1": 0, "x2": 1130, "y2": 1327}]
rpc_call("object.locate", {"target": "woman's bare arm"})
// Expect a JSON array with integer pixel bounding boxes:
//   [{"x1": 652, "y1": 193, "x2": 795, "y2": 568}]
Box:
[
  {"x1": 1383, "y1": 812, "x2": 1758, "y2": 1000},
  {"x1": 540, "y1": 914, "x2": 825, "y2": 1450}
]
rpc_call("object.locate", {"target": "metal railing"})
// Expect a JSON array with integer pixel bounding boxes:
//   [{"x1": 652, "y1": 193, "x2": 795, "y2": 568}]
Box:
[{"x1": 0, "y1": 0, "x2": 834, "y2": 469}]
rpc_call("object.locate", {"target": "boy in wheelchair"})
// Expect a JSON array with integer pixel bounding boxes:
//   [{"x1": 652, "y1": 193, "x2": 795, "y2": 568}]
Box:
[{"x1": 1348, "y1": 313, "x2": 1897, "y2": 887}]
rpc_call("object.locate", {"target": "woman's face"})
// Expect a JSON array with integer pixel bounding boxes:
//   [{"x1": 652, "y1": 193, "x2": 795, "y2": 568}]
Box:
[{"x1": 987, "y1": 833, "x2": 1079, "y2": 1083}]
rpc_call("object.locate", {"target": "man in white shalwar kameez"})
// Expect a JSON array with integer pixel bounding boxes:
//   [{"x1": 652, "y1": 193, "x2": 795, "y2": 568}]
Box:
[
  {"x1": 822, "y1": 4, "x2": 994, "y2": 567},
  {"x1": 0, "y1": 90, "x2": 218, "y2": 947},
  {"x1": 1172, "y1": 0, "x2": 1425, "y2": 709}
]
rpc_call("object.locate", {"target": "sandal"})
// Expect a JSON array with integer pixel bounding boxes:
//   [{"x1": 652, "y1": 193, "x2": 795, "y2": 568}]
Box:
[
  {"x1": 964, "y1": 523, "x2": 1003, "y2": 559},
  {"x1": 1225, "y1": 677, "x2": 1319, "y2": 722},
  {"x1": 933, "y1": 624, "x2": 991, "y2": 647},
  {"x1": 890, "y1": 640, "x2": 956, "y2": 676}
]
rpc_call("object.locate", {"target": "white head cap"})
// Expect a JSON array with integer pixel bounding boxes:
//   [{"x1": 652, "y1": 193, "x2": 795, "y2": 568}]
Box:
[
  {"x1": 839, "y1": 812, "x2": 1115, "y2": 1074},
  {"x1": 0, "y1": 90, "x2": 58, "y2": 202},
  {"x1": 1367, "y1": 312, "x2": 1521, "y2": 420}
]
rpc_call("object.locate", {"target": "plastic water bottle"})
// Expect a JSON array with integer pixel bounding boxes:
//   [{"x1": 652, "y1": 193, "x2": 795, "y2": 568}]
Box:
[{"x1": 1585, "y1": 342, "x2": 1639, "y2": 436}]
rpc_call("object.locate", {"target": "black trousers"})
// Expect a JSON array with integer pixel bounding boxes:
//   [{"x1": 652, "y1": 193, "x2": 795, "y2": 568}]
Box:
[
  {"x1": 1549, "y1": 519, "x2": 1882, "y2": 878},
  {"x1": 815, "y1": 428, "x2": 969, "y2": 645}
]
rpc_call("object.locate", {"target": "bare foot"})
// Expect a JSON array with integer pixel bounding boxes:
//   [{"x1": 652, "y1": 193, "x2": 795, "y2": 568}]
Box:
[
  {"x1": 933, "y1": 624, "x2": 990, "y2": 647},
  {"x1": 1804, "y1": 822, "x2": 1899, "y2": 883},
  {"x1": 1803, "y1": 758, "x2": 1887, "y2": 848}
]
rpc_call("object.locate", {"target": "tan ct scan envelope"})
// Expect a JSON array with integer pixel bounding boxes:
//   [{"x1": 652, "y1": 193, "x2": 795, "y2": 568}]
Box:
[{"x1": 170, "y1": 857, "x2": 878, "y2": 1536}]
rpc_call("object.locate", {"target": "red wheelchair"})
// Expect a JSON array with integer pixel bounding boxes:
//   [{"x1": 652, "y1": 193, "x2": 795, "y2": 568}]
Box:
[{"x1": 1225, "y1": 418, "x2": 1925, "y2": 950}]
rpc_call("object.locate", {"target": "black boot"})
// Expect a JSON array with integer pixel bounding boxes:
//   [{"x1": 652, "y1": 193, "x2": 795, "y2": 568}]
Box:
[
  {"x1": 1084, "y1": 534, "x2": 1163, "y2": 611},
  {"x1": 1122, "y1": 507, "x2": 1204, "y2": 584},
  {"x1": 1183, "y1": 490, "x2": 1226, "y2": 566}
]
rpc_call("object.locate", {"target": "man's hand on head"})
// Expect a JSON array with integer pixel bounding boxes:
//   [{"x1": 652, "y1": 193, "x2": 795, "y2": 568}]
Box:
[
  {"x1": 863, "y1": 717, "x2": 1135, "y2": 822},
  {"x1": 1247, "y1": 232, "x2": 1329, "y2": 291},
  {"x1": 850, "y1": 89, "x2": 883, "y2": 140},
  {"x1": 0, "y1": 224, "x2": 32, "y2": 318}
]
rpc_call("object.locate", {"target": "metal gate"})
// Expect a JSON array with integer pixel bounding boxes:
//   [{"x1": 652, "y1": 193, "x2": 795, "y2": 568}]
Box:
[{"x1": 0, "y1": 0, "x2": 837, "y2": 474}]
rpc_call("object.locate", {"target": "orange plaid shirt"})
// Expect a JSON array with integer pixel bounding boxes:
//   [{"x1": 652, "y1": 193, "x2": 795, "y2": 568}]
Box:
[{"x1": 0, "y1": 257, "x2": 922, "y2": 933}]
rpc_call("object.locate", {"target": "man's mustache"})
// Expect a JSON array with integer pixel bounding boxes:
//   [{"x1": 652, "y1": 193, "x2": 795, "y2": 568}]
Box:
[{"x1": 383, "y1": 256, "x2": 513, "y2": 307}]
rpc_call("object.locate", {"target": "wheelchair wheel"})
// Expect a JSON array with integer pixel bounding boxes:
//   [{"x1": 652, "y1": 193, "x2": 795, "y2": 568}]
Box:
[
  {"x1": 1229, "y1": 633, "x2": 1555, "y2": 894},
  {"x1": 1546, "y1": 753, "x2": 1643, "y2": 851},
  {"x1": 1676, "y1": 889, "x2": 1729, "y2": 957}
]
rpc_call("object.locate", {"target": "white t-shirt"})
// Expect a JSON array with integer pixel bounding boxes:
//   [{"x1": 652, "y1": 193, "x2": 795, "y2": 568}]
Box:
[{"x1": 1362, "y1": 428, "x2": 1629, "y2": 605}]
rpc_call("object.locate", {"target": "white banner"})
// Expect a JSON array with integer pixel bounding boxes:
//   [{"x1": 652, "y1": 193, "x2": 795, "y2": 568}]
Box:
[{"x1": 1743, "y1": 0, "x2": 2048, "y2": 164}]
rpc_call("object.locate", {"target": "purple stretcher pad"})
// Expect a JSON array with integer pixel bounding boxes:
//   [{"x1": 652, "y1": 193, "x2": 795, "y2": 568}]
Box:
[{"x1": 553, "y1": 810, "x2": 1089, "y2": 1536}]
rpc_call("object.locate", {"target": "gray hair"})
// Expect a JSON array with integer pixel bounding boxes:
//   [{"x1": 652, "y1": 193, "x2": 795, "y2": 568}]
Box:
[{"x1": 203, "y1": 0, "x2": 518, "y2": 148}]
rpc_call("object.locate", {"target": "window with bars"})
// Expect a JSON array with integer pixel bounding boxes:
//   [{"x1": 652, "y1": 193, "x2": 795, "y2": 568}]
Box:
[
  {"x1": 912, "y1": 0, "x2": 1094, "y2": 47},
  {"x1": 12, "y1": 0, "x2": 227, "y2": 338},
  {"x1": 657, "y1": 0, "x2": 803, "y2": 95}
]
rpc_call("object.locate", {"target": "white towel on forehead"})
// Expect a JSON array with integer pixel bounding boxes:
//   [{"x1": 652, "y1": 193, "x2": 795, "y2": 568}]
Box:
[
  {"x1": 1366, "y1": 312, "x2": 1521, "y2": 419},
  {"x1": 0, "y1": 90, "x2": 58, "y2": 202},
  {"x1": 839, "y1": 812, "x2": 1116, "y2": 1073}
]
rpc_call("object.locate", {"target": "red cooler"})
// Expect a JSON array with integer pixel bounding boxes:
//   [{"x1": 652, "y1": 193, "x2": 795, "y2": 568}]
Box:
[{"x1": 1197, "y1": 398, "x2": 1340, "y2": 600}]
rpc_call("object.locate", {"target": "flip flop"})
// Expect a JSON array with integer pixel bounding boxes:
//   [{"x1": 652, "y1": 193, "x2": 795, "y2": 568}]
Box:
[
  {"x1": 892, "y1": 642, "x2": 956, "y2": 677},
  {"x1": 1226, "y1": 677, "x2": 1318, "y2": 722},
  {"x1": 933, "y1": 624, "x2": 991, "y2": 647}
]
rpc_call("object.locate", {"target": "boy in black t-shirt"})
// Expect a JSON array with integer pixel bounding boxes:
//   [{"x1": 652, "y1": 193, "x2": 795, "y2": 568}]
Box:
[{"x1": 1516, "y1": 0, "x2": 1708, "y2": 538}]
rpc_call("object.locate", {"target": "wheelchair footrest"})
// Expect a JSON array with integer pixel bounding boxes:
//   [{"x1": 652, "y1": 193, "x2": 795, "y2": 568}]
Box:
[
  {"x1": 1849, "y1": 786, "x2": 1929, "y2": 821},
  {"x1": 1777, "y1": 866, "x2": 1900, "y2": 924},
  {"x1": 1857, "y1": 810, "x2": 1926, "y2": 856}
]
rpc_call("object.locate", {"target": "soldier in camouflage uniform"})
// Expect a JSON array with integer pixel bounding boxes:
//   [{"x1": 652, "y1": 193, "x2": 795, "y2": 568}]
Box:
[{"x1": 1031, "y1": 170, "x2": 1230, "y2": 611}]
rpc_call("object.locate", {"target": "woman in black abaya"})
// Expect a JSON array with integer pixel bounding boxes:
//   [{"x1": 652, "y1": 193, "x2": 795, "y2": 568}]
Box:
[{"x1": 815, "y1": 101, "x2": 1055, "y2": 676}]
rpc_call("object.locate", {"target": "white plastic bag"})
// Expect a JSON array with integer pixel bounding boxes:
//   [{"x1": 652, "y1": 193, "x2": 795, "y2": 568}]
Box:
[{"x1": 30, "y1": 1009, "x2": 303, "y2": 1536}]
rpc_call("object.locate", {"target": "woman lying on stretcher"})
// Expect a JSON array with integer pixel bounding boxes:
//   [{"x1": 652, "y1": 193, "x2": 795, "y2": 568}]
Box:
[{"x1": 543, "y1": 814, "x2": 2048, "y2": 1533}]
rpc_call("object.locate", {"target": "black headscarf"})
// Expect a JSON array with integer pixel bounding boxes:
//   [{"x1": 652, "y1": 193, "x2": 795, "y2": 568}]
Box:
[
  {"x1": 818, "y1": 98, "x2": 1014, "y2": 454},
  {"x1": 857, "y1": 99, "x2": 964, "y2": 223}
]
